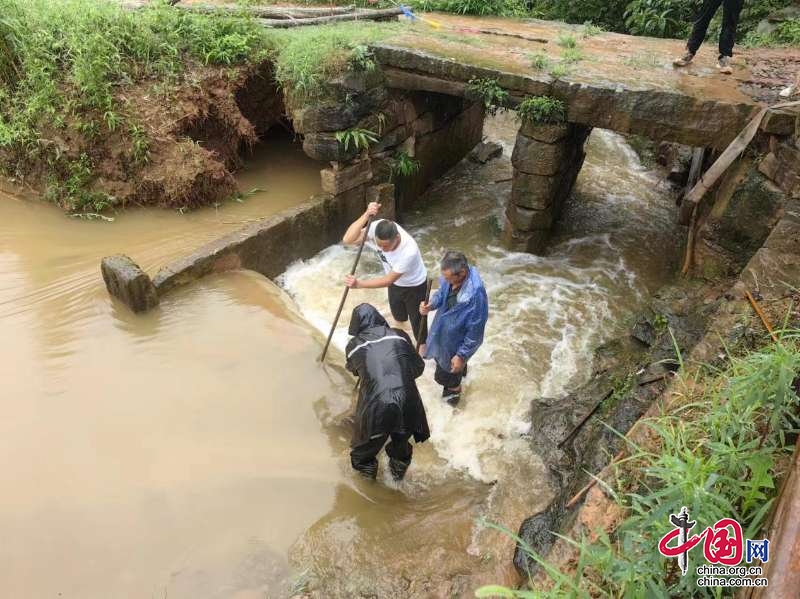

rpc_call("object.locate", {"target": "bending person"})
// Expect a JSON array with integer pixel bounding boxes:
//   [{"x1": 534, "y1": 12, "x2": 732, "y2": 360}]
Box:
[
  {"x1": 420, "y1": 251, "x2": 489, "y2": 406},
  {"x1": 345, "y1": 303, "x2": 430, "y2": 481},
  {"x1": 342, "y1": 202, "x2": 428, "y2": 351}
]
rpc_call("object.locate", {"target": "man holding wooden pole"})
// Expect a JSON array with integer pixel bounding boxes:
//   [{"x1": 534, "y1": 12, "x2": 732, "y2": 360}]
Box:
[{"x1": 342, "y1": 202, "x2": 429, "y2": 353}]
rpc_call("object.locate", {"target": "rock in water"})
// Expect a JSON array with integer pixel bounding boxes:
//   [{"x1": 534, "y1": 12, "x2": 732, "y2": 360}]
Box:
[
  {"x1": 469, "y1": 141, "x2": 503, "y2": 164},
  {"x1": 101, "y1": 254, "x2": 159, "y2": 313}
]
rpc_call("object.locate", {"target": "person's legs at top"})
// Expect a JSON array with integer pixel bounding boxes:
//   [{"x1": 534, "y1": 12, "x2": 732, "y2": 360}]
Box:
[
  {"x1": 434, "y1": 362, "x2": 467, "y2": 406},
  {"x1": 385, "y1": 432, "x2": 413, "y2": 481},
  {"x1": 350, "y1": 434, "x2": 388, "y2": 479},
  {"x1": 675, "y1": 0, "x2": 723, "y2": 66},
  {"x1": 717, "y1": 0, "x2": 743, "y2": 73}
]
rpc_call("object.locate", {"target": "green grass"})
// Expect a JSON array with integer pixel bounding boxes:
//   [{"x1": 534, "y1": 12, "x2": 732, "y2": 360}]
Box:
[
  {"x1": 560, "y1": 47, "x2": 584, "y2": 64},
  {"x1": 270, "y1": 21, "x2": 400, "y2": 104},
  {"x1": 549, "y1": 63, "x2": 569, "y2": 79},
  {"x1": 557, "y1": 33, "x2": 577, "y2": 48},
  {"x1": 529, "y1": 51, "x2": 550, "y2": 70},
  {"x1": 479, "y1": 328, "x2": 800, "y2": 597},
  {"x1": 0, "y1": 0, "x2": 399, "y2": 212}
]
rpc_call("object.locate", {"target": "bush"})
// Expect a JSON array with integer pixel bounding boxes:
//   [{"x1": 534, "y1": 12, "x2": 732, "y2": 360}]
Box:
[
  {"x1": 516, "y1": 95, "x2": 567, "y2": 124},
  {"x1": 743, "y1": 17, "x2": 800, "y2": 47},
  {"x1": 623, "y1": 0, "x2": 694, "y2": 38},
  {"x1": 466, "y1": 77, "x2": 509, "y2": 116}
]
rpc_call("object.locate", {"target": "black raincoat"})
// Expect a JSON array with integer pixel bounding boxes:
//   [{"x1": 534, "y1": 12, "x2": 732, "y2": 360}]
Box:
[{"x1": 345, "y1": 304, "x2": 430, "y2": 447}]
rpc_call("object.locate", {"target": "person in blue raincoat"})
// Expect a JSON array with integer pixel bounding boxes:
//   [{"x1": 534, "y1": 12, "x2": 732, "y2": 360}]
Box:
[{"x1": 419, "y1": 251, "x2": 489, "y2": 406}]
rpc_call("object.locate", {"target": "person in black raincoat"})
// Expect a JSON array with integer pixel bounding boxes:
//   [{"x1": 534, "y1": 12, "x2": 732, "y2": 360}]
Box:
[{"x1": 345, "y1": 303, "x2": 430, "y2": 481}]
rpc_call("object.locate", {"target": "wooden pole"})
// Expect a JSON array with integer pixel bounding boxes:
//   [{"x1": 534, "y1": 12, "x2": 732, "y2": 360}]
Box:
[
  {"x1": 319, "y1": 216, "x2": 374, "y2": 363},
  {"x1": 415, "y1": 278, "x2": 433, "y2": 353},
  {"x1": 745, "y1": 290, "x2": 779, "y2": 343},
  {"x1": 257, "y1": 8, "x2": 403, "y2": 28}
]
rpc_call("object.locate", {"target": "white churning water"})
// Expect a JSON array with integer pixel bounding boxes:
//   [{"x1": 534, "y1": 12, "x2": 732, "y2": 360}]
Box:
[{"x1": 281, "y1": 114, "x2": 678, "y2": 485}]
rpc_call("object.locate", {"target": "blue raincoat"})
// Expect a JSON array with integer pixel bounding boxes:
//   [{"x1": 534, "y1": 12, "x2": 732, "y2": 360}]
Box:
[{"x1": 424, "y1": 266, "x2": 489, "y2": 369}]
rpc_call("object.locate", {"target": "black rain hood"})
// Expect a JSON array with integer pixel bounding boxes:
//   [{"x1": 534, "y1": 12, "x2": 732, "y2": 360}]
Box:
[
  {"x1": 345, "y1": 303, "x2": 430, "y2": 447},
  {"x1": 348, "y1": 303, "x2": 389, "y2": 336}
]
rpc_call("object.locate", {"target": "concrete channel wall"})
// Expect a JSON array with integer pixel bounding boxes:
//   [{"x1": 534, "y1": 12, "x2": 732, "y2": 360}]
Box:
[{"x1": 102, "y1": 87, "x2": 484, "y2": 313}]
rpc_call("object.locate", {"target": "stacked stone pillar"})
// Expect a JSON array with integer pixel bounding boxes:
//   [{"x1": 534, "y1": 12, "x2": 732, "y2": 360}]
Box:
[{"x1": 504, "y1": 121, "x2": 591, "y2": 253}]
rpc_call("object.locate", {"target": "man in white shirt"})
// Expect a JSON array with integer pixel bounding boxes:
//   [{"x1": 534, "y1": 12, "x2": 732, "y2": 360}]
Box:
[{"x1": 342, "y1": 202, "x2": 428, "y2": 351}]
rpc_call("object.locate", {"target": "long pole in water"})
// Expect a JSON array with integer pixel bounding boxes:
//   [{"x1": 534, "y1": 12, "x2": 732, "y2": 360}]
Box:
[
  {"x1": 319, "y1": 216, "x2": 374, "y2": 363},
  {"x1": 415, "y1": 278, "x2": 433, "y2": 353}
]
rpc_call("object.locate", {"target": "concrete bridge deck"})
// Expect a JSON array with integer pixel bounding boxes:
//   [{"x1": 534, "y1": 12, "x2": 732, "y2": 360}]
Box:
[{"x1": 373, "y1": 13, "x2": 795, "y2": 147}]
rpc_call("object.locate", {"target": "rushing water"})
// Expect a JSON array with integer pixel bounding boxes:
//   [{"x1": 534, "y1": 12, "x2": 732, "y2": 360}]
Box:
[
  {"x1": 1, "y1": 116, "x2": 679, "y2": 598},
  {"x1": 281, "y1": 114, "x2": 680, "y2": 596}
]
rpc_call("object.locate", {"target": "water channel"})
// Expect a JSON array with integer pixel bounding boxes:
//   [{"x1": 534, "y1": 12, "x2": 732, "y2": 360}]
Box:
[{"x1": 0, "y1": 116, "x2": 679, "y2": 597}]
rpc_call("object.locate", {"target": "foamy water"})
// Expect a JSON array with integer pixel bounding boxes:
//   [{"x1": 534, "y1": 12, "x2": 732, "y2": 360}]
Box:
[{"x1": 280, "y1": 118, "x2": 677, "y2": 484}]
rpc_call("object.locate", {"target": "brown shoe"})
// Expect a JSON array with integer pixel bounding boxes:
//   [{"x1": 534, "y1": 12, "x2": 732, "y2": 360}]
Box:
[
  {"x1": 673, "y1": 51, "x2": 695, "y2": 67},
  {"x1": 717, "y1": 56, "x2": 733, "y2": 74}
]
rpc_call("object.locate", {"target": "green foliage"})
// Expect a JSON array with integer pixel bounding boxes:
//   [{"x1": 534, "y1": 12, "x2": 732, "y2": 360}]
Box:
[
  {"x1": 348, "y1": 44, "x2": 376, "y2": 72},
  {"x1": 529, "y1": 52, "x2": 550, "y2": 70},
  {"x1": 391, "y1": 150, "x2": 421, "y2": 179},
  {"x1": 516, "y1": 95, "x2": 566, "y2": 124},
  {"x1": 624, "y1": 0, "x2": 693, "y2": 38},
  {"x1": 407, "y1": 0, "x2": 528, "y2": 17},
  {"x1": 466, "y1": 77, "x2": 509, "y2": 116},
  {"x1": 743, "y1": 18, "x2": 800, "y2": 47},
  {"x1": 0, "y1": 0, "x2": 271, "y2": 210},
  {"x1": 529, "y1": 0, "x2": 629, "y2": 33},
  {"x1": 480, "y1": 332, "x2": 800, "y2": 597},
  {"x1": 335, "y1": 127, "x2": 378, "y2": 152}
]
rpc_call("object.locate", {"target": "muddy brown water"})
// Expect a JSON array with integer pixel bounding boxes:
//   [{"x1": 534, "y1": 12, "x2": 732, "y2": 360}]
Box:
[{"x1": 1, "y1": 116, "x2": 680, "y2": 598}]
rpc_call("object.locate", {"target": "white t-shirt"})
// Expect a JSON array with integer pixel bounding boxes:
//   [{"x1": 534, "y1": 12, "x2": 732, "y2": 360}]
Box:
[{"x1": 366, "y1": 220, "x2": 427, "y2": 287}]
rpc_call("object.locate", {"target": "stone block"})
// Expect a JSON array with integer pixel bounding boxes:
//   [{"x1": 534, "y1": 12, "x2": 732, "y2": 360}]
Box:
[
  {"x1": 292, "y1": 104, "x2": 360, "y2": 135},
  {"x1": 367, "y1": 183, "x2": 396, "y2": 220},
  {"x1": 511, "y1": 133, "x2": 570, "y2": 176},
  {"x1": 340, "y1": 184, "x2": 367, "y2": 224},
  {"x1": 518, "y1": 121, "x2": 571, "y2": 143},
  {"x1": 332, "y1": 69, "x2": 386, "y2": 93},
  {"x1": 411, "y1": 112, "x2": 436, "y2": 137},
  {"x1": 506, "y1": 203, "x2": 554, "y2": 232},
  {"x1": 320, "y1": 158, "x2": 372, "y2": 195},
  {"x1": 469, "y1": 141, "x2": 503, "y2": 164},
  {"x1": 293, "y1": 88, "x2": 388, "y2": 134},
  {"x1": 302, "y1": 133, "x2": 356, "y2": 163},
  {"x1": 101, "y1": 254, "x2": 159, "y2": 313},
  {"x1": 760, "y1": 152, "x2": 800, "y2": 197},
  {"x1": 511, "y1": 169, "x2": 559, "y2": 209},
  {"x1": 370, "y1": 123, "x2": 412, "y2": 154},
  {"x1": 761, "y1": 107, "x2": 798, "y2": 136}
]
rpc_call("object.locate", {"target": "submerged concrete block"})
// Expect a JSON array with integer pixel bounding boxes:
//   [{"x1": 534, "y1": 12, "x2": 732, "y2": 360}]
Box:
[
  {"x1": 506, "y1": 203, "x2": 555, "y2": 232},
  {"x1": 101, "y1": 255, "x2": 159, "y2": 313}
]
